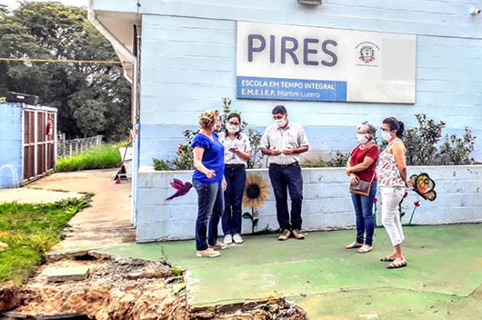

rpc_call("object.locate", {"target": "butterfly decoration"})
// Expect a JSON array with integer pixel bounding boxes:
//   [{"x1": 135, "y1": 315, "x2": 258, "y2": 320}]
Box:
[{"x1": 409, "y1": 173, "x2": 436, "y2": 201}]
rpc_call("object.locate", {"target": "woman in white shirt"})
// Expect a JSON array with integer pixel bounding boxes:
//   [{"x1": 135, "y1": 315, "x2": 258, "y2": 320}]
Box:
[{"x1": 219, "y1": 113, "x2": 252, "y2": 244}]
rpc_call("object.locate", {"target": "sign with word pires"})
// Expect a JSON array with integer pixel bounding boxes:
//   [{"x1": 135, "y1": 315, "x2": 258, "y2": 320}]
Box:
[{"x1": 236, "y1": 22, "x2": 416, "y2": 104}]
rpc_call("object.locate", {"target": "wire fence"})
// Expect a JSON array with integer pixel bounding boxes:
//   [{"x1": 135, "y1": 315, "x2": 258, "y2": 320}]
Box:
[{"x1": 57, "y1": 134, "x2": 103, "y2": 158}]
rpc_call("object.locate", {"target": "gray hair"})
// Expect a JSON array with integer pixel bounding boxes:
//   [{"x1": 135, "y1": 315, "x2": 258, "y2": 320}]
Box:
[{"x1": 357, "y1": 122, "x2": 376, "y2": 140}]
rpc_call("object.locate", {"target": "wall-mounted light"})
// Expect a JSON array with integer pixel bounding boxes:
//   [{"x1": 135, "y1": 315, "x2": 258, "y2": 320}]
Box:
[
  {"x1": 298, "y1": 0, "x2": 322, "y2": 5},
  {"x1": 470, "y1": 7, "x2": 481, "y2": 15}
]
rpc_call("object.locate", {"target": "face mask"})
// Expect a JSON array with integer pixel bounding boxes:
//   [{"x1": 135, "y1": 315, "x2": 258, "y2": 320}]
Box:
[
  {"x1": 275, "y1": 118, "x2": 286, "y2": 128},
  {"x1": 227, "y1": 124, "x2": 240, "y2": 133},
  {"x1": 382, "y1": 130, "x2": 392, "y2": 142},
  {"x1": 213, "y1": 123, "x2": 221, "y2": 132},
  {"x1": 357, "y1": 134, "x2": 368, "y2": 144}
]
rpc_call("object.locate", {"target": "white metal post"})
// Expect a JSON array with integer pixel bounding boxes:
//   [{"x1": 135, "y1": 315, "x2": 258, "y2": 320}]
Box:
[
  {"x1": 21, "y1": 105, "x2": 25, "y2": 182},
  {"x1": 54, "y1": 112, "x2": 58, "y2": 170},
  {"x1": 33, "y1": 107, "x2": 38, "y2": 179},
  {"x1": 44, "y1": 113, "x2": 48, "y2": 174}
]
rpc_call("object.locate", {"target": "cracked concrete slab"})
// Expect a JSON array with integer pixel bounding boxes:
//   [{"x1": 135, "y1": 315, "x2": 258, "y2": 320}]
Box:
[{"x1": 98, "y1": 224, "x2": 482, "y2": 319}]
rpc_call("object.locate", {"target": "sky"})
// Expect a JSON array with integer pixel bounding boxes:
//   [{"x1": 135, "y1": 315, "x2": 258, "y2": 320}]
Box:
[{"x1": 1, "y1": 0, "x2": 88, "y2": 9}]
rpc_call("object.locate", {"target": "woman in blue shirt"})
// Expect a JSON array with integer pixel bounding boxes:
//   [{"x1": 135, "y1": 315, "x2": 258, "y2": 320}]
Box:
[{"x1": 192, "y1": 109, "x2": 227, "y2": 258}]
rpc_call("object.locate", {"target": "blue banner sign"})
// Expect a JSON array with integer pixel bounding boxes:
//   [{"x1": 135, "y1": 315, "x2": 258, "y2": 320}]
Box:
[{"x1": 236, "y1": 76, "x2": 347, "y2": 102}]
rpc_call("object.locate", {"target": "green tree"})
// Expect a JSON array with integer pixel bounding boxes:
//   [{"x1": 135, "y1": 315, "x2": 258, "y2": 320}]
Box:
[{"x1": 0, "y1": 2, "x2": 131, "y2": 141}]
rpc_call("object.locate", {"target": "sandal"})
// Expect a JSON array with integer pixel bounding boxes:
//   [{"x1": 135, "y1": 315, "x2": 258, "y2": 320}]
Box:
[
  {"x1": 380, "y1": 255, "x2": 396, "y2": 262},
  {"x1": 357, "y1": 245, "x2": 372, "y2": 253},
  {"x1": 387, "y1": 259, "x2": 408, "y2": 269},
  {"x1": 345, "y1": 242, "x2": 363, "y2": 249}
]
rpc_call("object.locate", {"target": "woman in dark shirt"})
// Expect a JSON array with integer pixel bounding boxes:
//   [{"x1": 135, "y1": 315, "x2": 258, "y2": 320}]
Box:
[
  {"x1": 345, "y1": 122, "x2": 379, "y2": 253},
  {"x1": 192, "y1": 109, "x2": 227, "y2": 258}
]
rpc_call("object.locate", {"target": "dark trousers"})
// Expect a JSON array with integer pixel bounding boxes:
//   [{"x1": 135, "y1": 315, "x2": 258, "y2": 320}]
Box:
[
  {"x1": 268, "y1": 163, "x2": 303, "y2": 230},
  {"x1": 193, "y1": 179, "x2": 224, "y2": 250},
  {"x1": 351, "y1": 180, "x2": 377, "y2": 246},
  {"x1": 222, "y1": 165, "x2": 246, "y2": 235}
]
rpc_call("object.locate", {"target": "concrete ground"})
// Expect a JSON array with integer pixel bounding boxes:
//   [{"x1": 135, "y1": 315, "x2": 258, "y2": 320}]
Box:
[
  {"x1": 99, "y1": 224, "x2": 482, "y2": 319},
  {"x1": 0, "y1": 187, "x2": 83, "y2": 204},
  {"x1": 5, "y1": 169, "x2": 135, "y2": 251},
  {"x1": 3, "y1": 169, "x2": 481, "y2": 318}
]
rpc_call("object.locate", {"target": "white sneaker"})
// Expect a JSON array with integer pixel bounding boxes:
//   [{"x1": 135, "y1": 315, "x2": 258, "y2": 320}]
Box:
[
  {"x1": 233, "y1": 233, "x2": 244, "y2": 244},
  {"x1": 196, "y1": 248, "x2": 220, "y2": 258},
  {"x1": 224, "y1": 234, "x2": 233, "y2": 245}
]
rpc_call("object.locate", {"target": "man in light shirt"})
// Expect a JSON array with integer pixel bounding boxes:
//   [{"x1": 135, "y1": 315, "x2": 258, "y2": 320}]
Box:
[{"x1": 260, "y1": 105, "x2": 309, "y2": 241}]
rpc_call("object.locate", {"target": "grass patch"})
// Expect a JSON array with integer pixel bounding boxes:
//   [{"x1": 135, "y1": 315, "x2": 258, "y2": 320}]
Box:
[
  {"x1": 0, "y1": 196, "x2": 91, "y2": 285},
  {"x1": 56, "y1": 143, "x2": 125, "y2": 172}
]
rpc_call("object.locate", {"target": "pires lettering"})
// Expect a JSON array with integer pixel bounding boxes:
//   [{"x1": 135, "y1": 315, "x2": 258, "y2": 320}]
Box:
[{"x1": 247, "y1": 34, "x2": 338, "y2": 67}]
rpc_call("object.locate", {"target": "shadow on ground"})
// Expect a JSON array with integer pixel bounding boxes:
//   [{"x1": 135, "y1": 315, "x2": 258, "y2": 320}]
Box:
[{"x1": 98, "y1": 224, "x2": 482, "y2": 319}]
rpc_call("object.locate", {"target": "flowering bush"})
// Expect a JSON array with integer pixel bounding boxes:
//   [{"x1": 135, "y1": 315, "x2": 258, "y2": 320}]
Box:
[
  {"x1": 402, "y1": 114, "x2": 475, "y2": 165},
  {"x1": 153, "y1": 97, "x2": 264, "y2": 171}
]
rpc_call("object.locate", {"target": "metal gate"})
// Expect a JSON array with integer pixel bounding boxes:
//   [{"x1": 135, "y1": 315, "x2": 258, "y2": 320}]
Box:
[{"x1": 23, "y1": 106, "x2": 57, "y2": 182}]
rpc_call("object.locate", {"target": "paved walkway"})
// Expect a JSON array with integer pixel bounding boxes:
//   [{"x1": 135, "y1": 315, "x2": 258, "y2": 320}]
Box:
[
  {"x1": 99, "y1": 224, "x2": 482, "y2": 319},
  {"x1": 0, "y1": 188, "x2": 83, "y2": 204},
  {"x1": 23, "y1": 169, "x2": 135, "y2": 251}
]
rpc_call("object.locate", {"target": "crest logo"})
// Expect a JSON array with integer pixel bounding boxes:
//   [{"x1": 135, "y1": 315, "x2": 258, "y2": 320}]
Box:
[
  {"x1": 359, "y1": 45, "x2": 375, "y2": 63},
  {"x1": 355, "y1": 42, "x2": 380, "y2": 67}
]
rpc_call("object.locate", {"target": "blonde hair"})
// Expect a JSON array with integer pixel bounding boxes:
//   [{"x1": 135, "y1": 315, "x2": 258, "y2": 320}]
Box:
[
  {"x1": 358, "y1": 122, "x2": 376, "y2": 140},
  {"x1": 199, "y1": 109, "x2": 219, "y2": 129}
]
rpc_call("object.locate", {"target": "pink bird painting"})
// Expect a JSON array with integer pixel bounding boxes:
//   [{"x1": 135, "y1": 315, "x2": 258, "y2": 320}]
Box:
[{"x1": 165, "y1": 179, "x2": 193, "y2": 201}]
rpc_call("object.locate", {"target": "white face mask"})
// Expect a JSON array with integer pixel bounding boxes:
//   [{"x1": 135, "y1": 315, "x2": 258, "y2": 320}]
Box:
[
  {"x1": 357, "y1": 133, "x2": 368, "y2": 144},
  {"x1": 275, "y1": 118, "x2": 286, "y2": 128},
  {"x1": 213, "y1": 123, "x2": 221, "y2": 132},
  {"x1": 382, "y1": 130, "x2": 392, "y2": 142},
  {"x1": 227, "y1": 124, "x2": 240, "y2": 133}
]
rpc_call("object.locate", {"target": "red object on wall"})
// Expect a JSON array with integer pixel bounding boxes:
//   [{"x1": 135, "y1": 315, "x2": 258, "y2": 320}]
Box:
[{"x1": 46, "y1": 121, "x2": 53, "y2": 136}]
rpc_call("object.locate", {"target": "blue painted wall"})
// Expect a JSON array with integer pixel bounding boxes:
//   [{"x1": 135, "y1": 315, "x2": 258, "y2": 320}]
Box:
[
  {"x1": 135, "y1": 6, "x2": 482, "y2": 166},
  {"x1": 0, "y1": 103, "x2": 23, "y2": 188},
  {"x1": 92, "y1": 0, "x2": 482, "y2": 165},
  {"x1": 92, "y1": 0, "x2": 482, "y2": 241}
]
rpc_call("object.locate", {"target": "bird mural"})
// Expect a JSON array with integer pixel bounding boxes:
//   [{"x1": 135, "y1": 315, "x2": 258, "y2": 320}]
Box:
[{"x1": 165, "y1": 179, "x2": 193, "y2": 201}]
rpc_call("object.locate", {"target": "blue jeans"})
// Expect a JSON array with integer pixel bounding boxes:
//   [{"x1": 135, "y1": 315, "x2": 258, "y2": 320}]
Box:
[
  {"x1": 222, "y1": 165, "x2": 246, "y2": 235},
  {"x1": 193, "y1": 179, "x2": 224, "y2": 250},
  {"x1": 351, "y1": 180, "x2": 377, "y2": 246}
]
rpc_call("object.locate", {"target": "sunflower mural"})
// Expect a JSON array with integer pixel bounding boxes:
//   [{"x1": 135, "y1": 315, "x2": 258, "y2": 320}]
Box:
[{"x1": 242, "y1": 174, "x2": 270, "y2": 233}]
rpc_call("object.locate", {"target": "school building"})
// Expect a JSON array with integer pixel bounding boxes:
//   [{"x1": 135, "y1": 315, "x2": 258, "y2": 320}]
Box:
[{"x1": 89, "y1": 0, "x2": 482, "y2": 241}]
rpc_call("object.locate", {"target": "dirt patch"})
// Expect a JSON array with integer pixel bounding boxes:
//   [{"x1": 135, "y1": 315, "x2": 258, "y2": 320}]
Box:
[
  {"x1": 1, "y1": 253, "x2": 307, "y2": 319},
  {"x1": 0, "y1": 283, "x2": 20, "y2": 312},
  {"x1": 2, "y1": 253, "x2": 188, "y2": 319},
  {"x1": 190, "y1": 299, "x2": 307, "y2": 319}
]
